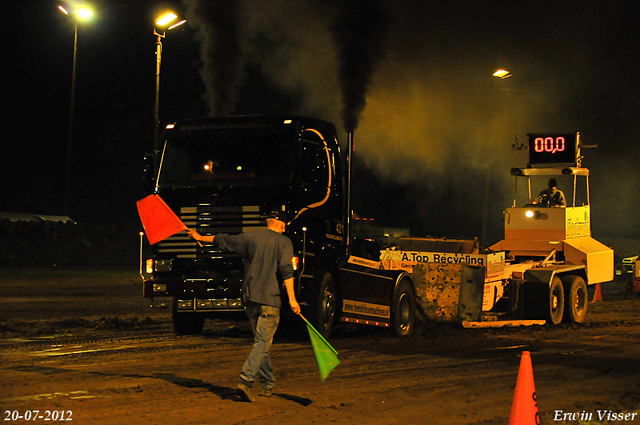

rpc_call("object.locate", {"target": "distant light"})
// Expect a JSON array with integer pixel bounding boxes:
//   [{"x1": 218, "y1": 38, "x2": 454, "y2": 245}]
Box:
[
  {"x1": 525, "y1": 210, "x2": 535, "y2": 218},
  {"x1": 59, "y1": 5, "x2": 69, "y2": 14},
  {"x1": 237, "y1": 166, "x2": 242, "y2": 171},
  {"x1": 283, "y1": 119, "x2": 292, "y2": 124},
  {"x1": 77, "y1": 8, "x2": 92, "y2": 19},
  {"x1": 165, "y1": 123, "x2": 175, "y2": 129},
  {"x1": 156, "y1": 12, "x2": 178, "y2": 27},
  {"x1": 493, "y1": 69, "x2": 512, "y2": 79}
]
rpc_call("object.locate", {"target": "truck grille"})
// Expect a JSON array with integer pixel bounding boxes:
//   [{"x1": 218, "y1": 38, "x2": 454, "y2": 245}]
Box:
[{"x1": 156, "y1": 205, "x2": 266, "y2": 258}]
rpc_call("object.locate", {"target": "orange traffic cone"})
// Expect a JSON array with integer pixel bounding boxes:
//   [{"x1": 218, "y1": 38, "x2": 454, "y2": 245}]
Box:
[
  {"x1": 508, "y1": 351, "x2": 539, "y2": 425},
  {"x1": 593, "y1": 282, "x2": 602, "y2": 302}
]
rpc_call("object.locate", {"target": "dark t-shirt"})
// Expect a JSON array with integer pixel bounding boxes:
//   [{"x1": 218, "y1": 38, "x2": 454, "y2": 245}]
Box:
[{"x1": 214, "y1": 230, "x2": 294, "y2": 308}]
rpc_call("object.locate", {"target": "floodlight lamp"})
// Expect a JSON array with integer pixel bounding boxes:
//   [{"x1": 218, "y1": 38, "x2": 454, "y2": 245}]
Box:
[
  {"x1": 156, "y1": 12, "x2": 178, "y2": 27},
  {"x1": 493, "y1": 69, "x2": 512, "y2": 79},
  {"x1": 77, "y1": 8, "x2": 93, "y2": 19}
]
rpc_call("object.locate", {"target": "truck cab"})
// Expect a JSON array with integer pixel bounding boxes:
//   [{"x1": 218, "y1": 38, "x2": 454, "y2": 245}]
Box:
[{"x1": 140, "y1": 116, "x2": 416, "y2": 337}]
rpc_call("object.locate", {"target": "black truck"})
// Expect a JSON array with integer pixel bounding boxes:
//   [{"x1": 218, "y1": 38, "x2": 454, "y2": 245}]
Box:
[{"x1": 140, "y1": 116, "x2": 416, "y2": 338}]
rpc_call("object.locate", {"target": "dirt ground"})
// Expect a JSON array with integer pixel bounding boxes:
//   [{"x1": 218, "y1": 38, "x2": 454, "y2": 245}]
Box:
[{"x1": 1, "y1": 267, "x2": 640, "y2": 425}]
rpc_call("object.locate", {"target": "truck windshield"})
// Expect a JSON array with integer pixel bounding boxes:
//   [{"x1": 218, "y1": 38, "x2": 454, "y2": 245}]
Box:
[{"x1": 158, "y1": 130, "x2": 296, "y2": 188}]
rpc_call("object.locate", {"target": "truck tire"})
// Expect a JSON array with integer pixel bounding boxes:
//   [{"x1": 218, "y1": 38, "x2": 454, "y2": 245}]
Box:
[
  {"x1": 392, "y1": 279, "x2": 416, "y2": 337},
  {"x1": 172, "y1": 298, "x2": 205, "y2": 335},
  {"x1": 562, "y1": 275, "x2": 588, "y2": 324},
  {"x1": 309, "y1": 273, "x2": 336, "y2": 339},
  {"x1": 547, "y1": 276, "x2": 564, "y2": 325}
]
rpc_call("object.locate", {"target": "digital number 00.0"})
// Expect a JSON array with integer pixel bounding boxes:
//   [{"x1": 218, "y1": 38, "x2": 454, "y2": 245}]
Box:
[{"x1": 534, "y1": 137, "x2": 565, "y2": 154}]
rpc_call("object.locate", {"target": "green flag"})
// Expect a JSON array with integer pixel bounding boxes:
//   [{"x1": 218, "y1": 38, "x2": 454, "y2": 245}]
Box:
[{"x1": 301, "y1": 315, "x2": 340, "y2": 381}]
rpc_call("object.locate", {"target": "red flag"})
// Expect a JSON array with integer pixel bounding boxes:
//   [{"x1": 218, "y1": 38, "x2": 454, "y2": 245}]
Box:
[{"x1": 137, "y1": 194, "x2": 187, "y2": 245}]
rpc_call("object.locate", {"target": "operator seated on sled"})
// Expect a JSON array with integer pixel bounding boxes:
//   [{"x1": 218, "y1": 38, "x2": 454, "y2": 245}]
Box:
[{"x1": 533, "y1": 178, "x2": 567, "y2": 207}]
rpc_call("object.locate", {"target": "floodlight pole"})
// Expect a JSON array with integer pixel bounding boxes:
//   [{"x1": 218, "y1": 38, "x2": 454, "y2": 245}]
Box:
[
  {"x1": 60, "y1": 4, "x2": 92, "y2": 217},
  {"x1": 152, "y1": 12, "x2": 186, "y2": 173},
  {"x1": 153, "y1": 29, "x2": 165, "y2": 172},
  {"x1": 63, "y1": 22, "x2": 79, "y2": 216}
]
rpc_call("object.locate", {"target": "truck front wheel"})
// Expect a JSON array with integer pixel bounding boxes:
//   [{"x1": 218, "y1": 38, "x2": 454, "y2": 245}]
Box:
[
  {"x1": 547, "y1": 277, "x2": 564, "y2": 325},
  {"x1": 392, "y1": 279, "x2": 416, "y2": 337},
  {"x1": 562, "y1": 275, "x2": 588, "y2": 324},
  {"x1": 172, "y1": 297, "x2": 205, "y2": 335}
]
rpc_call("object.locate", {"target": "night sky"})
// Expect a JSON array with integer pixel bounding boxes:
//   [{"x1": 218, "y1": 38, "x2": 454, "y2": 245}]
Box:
[{"x1": 4, "y1": 0, "x2": 639, "y2": 247}]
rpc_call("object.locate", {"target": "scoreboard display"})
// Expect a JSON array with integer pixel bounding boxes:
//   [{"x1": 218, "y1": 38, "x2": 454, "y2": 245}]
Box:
[{"x1": 527, "y1": 133, "x2": 579, "y2": 166}]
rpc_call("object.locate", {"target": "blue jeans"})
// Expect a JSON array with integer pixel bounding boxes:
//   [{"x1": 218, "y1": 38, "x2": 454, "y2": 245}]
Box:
[{"x1": 240, "y1": 301, "x2": 280, "y2": 389}]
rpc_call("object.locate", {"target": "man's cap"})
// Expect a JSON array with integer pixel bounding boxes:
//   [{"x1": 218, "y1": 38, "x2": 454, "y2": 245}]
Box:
[{"x1": 266, "y1": 210, "x2": 287, "y2": 222}]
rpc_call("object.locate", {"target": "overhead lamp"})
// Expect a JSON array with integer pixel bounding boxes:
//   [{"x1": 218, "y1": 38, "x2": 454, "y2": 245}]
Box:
[
  {"x1": 58, "y1": 3, "x2": 93, "y2": 20},
  {"x1": 77, "y1": 8, "x2": 93, "y2": 19},
  {"x1": 156, "y1": 12, "x2": 178, "y2": 27},
  {"x1": 155, "y1": 11, "x2": 186, "y2": 32},
  {"x1": 493, "y1": 69, "x2": 512, "y2": 79}
]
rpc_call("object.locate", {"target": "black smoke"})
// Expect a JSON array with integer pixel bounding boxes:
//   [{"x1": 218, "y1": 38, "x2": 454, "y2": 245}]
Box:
[
  {"x1": 332, "y1": 0, "x2": 390, "y2": 131},
  {"x1": 179, "y1": 0, "x2": 640, "y2": 248},
  {"x1": 184, "y1": 0, "x2": 245, "y2": 117}
]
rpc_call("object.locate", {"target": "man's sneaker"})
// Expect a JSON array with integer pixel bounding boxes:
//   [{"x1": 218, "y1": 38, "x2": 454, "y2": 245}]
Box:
[
  {"x1": 260, "y1": 387, "x2": 273, "y2": 397},
  {"x1": 237, "y1": 382, "x2": 255, "y2": 402}
]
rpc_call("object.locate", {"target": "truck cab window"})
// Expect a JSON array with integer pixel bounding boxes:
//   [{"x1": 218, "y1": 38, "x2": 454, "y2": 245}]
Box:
[
  {"x1": 299, "y1": 139, "x2": 330, "y2": 203},
  {"x1": 158, "y1": 132, "x2": 296, "y2": 188}
]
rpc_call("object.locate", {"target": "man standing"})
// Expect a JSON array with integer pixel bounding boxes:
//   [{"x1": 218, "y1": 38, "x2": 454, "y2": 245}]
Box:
[{"x1": 187, "y1": 210, "x2": 301, "y2": 402}]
